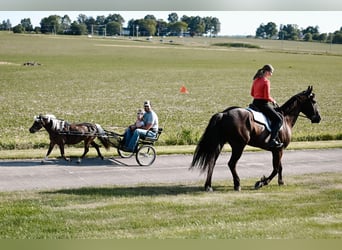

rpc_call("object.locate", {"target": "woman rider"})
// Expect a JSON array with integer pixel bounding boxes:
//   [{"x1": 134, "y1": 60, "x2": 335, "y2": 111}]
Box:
[{"x1": 251, "y1": 64, "x2": 283, "y2": 148}]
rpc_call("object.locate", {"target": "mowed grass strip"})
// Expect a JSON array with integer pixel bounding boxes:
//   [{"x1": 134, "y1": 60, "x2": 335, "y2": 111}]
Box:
[{"x1": 0, "y1": 172, "x2": 341, "y2": 239}]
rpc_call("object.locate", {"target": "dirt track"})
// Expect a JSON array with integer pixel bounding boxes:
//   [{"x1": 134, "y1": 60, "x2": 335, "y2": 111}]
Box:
[{"x1": 0, "y1": 148, "x2": 341, "y2": 191}]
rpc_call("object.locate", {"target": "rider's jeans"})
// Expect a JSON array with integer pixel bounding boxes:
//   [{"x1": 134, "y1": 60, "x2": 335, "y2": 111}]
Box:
[{"x1": 127, "y1": 129, "x2": 156, "y2": 151}]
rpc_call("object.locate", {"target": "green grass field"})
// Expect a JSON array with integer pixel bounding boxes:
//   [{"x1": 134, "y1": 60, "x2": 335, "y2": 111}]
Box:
[
  {"x1": 0, "y1": 32, "x2": 341, "y2": 150},
  {"x1": 0, "y1": 33, "x2": 341, "y2": 239},
  {"x1": 0, "y1": 172, "x2": 341, "y2": 239}
]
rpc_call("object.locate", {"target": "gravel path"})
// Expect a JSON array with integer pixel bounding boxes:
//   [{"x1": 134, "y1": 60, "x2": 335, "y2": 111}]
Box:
[{"x1": 0, "y1": 148, "x2": 341, "y2": 191}]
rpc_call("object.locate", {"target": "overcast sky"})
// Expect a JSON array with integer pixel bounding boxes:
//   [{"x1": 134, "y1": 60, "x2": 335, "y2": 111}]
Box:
[{"x1": 1, "y1": 11, "x2": 341, "y2": 36}]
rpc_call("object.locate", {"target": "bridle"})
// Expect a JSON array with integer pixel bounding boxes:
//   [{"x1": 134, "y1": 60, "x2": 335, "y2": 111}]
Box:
[
  {"x1": 292, "y1": 92, "x2": 318, "y2": 121},
  {"x1": 298, "y1": 113, "x2": 311, "y2": 120}
]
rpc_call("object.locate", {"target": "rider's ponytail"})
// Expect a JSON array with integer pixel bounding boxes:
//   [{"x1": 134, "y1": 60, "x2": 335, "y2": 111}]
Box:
[{"x1": 253, "y1": 69, "x2": 265, "y2": 80}]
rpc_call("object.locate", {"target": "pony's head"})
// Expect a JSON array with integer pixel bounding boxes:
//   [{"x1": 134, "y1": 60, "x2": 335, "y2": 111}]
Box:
[
  {"x1": 29, "y1": 114, "x2": 56, "y2": 133},
  {"x1": 298, "y1": 86, "x2": 321, "y2": 123}
]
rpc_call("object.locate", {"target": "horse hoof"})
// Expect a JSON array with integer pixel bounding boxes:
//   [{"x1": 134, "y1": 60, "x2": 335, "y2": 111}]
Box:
[
  {"x1": 77, "y1": 158, "x2": 81, "y2": 164},
  {"x1": 234, "y1": 186, "x2": 241, "y2": 192},
  {"x1": 254, "y1": 181, "x2": 263, "y2": 190},
  {"x1": 205, "y1": 186, "x2": 213, "y2": 192},
  {"x1": 278, "y1": 181, "x2": 285, "y2": 186}
]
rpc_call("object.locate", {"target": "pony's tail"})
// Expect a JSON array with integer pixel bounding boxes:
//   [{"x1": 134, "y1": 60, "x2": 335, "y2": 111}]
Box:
[
  {"x1": 95, "y1": 124, "x2": 111, "y2": 150},
  {"x1": 190, "y1": 112, "x2": 225, "y2": 173}
]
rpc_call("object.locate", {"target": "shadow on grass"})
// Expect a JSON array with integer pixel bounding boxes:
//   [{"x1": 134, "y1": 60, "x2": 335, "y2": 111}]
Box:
[{"x1": 41, "y1": 184, "x2": 237, "y2": 197}]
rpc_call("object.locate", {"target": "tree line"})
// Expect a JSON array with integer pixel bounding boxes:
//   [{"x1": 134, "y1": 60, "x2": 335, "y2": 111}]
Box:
[
  {"x1": 0, "y1": 13, "x2": 221, "y2": 37},
  {"x1": 1, "y1": 13, "x2": 341, "y2": 44},
  {"x1": 256, "y1": 22, "x2": 342, "y2": 44}
]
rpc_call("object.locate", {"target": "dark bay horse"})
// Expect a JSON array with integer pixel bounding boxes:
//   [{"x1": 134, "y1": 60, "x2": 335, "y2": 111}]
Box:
[
  {"x1": 191, "y1": 86, "x2": 321, "y2": 191},
  {"x1": 29, "y1": 114, "x2": 110, "y2": 162}
]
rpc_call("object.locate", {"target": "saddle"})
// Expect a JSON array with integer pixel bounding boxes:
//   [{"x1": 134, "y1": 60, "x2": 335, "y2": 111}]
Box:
[{"x1": 246, "y1": 104, "x2": 272, "y2": 131}]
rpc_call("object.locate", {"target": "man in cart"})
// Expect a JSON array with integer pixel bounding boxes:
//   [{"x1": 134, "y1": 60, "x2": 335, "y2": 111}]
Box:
[{"x1": 123, "y1": 100, "x2": 159, "y2": 152}]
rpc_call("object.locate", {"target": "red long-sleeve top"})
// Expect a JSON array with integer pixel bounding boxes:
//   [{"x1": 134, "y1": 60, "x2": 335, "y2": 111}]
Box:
[{"x1": 251, "y1": 77, "x2": 275, "y2": 103}]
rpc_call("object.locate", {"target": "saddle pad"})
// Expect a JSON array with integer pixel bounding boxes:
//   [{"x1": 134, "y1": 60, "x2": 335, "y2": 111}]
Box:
[{"x1": 246, "y1": 107, "x2": 271, "y2": 131}]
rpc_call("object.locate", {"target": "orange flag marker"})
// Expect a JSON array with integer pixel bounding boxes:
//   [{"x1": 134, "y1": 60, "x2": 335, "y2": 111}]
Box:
[{"x1": 180, "y1": 85, "x2": 189, "y2": 94}]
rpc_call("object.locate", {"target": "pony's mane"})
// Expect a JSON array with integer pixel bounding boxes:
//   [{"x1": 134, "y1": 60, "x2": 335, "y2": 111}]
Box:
[
  {"x1": 34, "y1": 114, "x2": 65, "y2": 131},
  {"x1": 43, "y1": 114, "x2": 66, "y2": 131},
  {"x1": 44, "y1": 114, "x2": 56, "y2": 120},
  {"x1": 34, "y1": 114, "x2": 56, "y2": 122}
]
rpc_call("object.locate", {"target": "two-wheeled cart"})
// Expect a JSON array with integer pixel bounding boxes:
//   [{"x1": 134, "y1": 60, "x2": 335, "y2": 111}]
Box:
[{"x1": 105, "y1": 128, "x2": 163, "y2": 166}]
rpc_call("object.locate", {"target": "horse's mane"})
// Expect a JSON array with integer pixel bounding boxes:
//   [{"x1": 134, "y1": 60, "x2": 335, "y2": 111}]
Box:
[{"x1": 279, "y1": 91, "x2": 306, "y2": 115}]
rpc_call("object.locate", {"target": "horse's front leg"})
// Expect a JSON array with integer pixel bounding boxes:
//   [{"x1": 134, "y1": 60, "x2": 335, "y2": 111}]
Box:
[
  {"x1": 275, "y1": 150, "x2": 284, "y2": 185},
  {"x1": 277, "y1": 161, "x2": 285, "y2": 186},
  {"x1": 42, "y1": 142, "x2": 55, "y2": 163},
  {"x1": 255, "y1": 149, "x2": 283, "y2": 189}
]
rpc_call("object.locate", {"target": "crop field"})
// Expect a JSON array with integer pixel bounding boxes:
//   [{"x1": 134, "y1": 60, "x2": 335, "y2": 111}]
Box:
[{"x1": 0, "y1": 32, "x2": 341, "y2": 150}]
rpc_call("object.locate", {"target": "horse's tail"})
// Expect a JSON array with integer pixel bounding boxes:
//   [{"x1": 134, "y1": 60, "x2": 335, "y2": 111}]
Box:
[
  {"x1": 190, "y1": 112, "x2": 225, "y2": 173},
  {"x1": 95, "y1": 124, "x2": 111, "y2": 150}
]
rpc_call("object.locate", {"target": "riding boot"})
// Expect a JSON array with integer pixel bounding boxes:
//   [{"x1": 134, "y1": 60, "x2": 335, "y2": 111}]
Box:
[{"x1": 268, "y1": 130, "x2": 283, "y2": 148}]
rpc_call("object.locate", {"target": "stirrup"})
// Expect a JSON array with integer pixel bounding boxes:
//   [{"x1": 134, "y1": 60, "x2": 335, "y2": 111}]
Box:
[{"x1": 268, "y1": 139, "x2": 283, "y2": 148}]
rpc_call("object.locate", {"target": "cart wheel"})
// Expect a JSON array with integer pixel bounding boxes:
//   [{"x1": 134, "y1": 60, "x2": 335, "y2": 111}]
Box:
[
  {"x1": 136, "y1": 145, "x2": 156, "y2": 166},
  {"x1": 117, "y1": 148, "x2": 134, "y2": 158}
]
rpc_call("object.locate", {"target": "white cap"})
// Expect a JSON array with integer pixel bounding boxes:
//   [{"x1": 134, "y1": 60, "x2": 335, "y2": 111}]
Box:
[{"x1": 144, "y1": 100, "x2": 151, "y2": 107}]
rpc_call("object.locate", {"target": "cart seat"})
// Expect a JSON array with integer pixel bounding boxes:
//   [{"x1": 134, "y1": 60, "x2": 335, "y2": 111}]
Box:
[{"x1": 140, "y1": 128, "x2": 163, "y2": 144}]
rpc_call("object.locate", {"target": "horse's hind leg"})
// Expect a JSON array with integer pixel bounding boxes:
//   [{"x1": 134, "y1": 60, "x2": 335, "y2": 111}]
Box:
[
  {"x1": 228, "y1": 145, "x2": 245, "y2": 191},
  {"x1": 204, "y1": 143, "x2": 224, "y2": 192},
  {"x1": 205, "y1": 164, "x2": 215, "y2": 192},
  {"x1": 58, "y1": 144, "x2": 69, "y2": 161},
  {"x1": 91, "y1": 141, "x2": 104, "y2": 160},
  {"x1": 80, "y1": 142, "x2": 90, "y2": 159}
]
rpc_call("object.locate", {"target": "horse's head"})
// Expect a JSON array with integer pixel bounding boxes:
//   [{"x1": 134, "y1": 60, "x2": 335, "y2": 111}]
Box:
[
  {"x1": 29, "y1": 114, "x2": 56, "y2": 133},
  {"x1": 299, "y1": 86, "x2": 321, "y2": 123}
]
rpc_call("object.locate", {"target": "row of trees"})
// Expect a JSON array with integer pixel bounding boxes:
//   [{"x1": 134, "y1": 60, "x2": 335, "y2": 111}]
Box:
[
  {"x1": 1, "y1": 14, "x2": 341, "y2": 44},
  {"x1": 0, "y1": 13, "x2": 221, "y2": 37},
  {"x1": 256, "y1": 22, "x2": 342, "y2": 44}
]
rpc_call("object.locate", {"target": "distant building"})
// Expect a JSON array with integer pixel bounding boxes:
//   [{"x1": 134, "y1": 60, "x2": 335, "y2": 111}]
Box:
[{"x1": 122, "y1": 27, "x2": 130, "y2": 36}]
